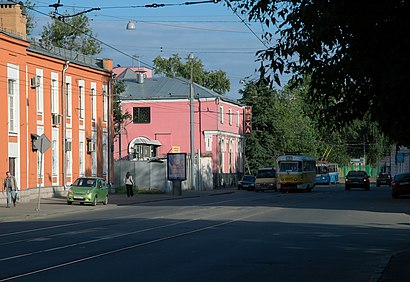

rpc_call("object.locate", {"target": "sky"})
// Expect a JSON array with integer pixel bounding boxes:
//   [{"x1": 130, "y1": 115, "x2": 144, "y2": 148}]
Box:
[{"x1": 28, "y1": 0, "x2": 271, "y2": 99}]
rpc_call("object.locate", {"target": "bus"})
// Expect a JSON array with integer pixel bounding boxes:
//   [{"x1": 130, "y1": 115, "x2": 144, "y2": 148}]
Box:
[
  {"x1": 276, "y1": 154, "x2": 316, "y2": 192},
  {"x1": 316, "y1": 162, "x2": 339, "y2": 185}
]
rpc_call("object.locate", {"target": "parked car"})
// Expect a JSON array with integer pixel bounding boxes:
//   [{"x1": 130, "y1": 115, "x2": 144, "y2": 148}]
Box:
[
  {"x1": 376, "y1": 172, "x2": 392, "y2": 187},
  {"x1": 345, "y1": 170, "x2": 370, "y2": 191},
  {"x1": 238, "y1": 175, "x2": 256, "y2": 191},
  {"x1": 255, "y1": 167, "x2": 277, "y2": 192},
  {"x1": 391, "y1": 173, "x2": 410, "y2": 199},
  {"x1": 67, "y1": 177, "x2": 109, "y2": 206}
]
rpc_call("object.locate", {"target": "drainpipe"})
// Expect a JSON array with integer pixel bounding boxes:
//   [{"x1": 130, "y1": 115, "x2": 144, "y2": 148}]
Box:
[
  {"x1": 108, "y1": 73, "x2": 114, "y2": 188},
  {"x1": 62, "y1": 61, "x2": 70, "y2": 189}
]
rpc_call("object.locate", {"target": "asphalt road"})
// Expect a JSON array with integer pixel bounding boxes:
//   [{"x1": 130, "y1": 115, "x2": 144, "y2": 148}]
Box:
[{"x1": 0, "y1": 185, "x2": 409, "y2": 282}]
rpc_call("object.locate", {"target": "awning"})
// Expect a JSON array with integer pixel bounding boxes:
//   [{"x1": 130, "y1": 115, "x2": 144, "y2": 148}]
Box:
[{"x1": 133, "y1": 137, "x2": 162, "y2": 146}]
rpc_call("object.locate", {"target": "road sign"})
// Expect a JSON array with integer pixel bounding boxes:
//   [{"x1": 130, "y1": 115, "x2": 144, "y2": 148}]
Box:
[{"x1": 34, "y1": 134, "x2": 51, "y2": 154}]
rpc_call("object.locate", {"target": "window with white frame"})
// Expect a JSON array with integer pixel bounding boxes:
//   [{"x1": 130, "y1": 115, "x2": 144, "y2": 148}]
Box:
[
  {"x1": 229, "y1": 109, "x2": 232, "y2": 125},
  {"x1": 66, "y1": 77, "x2": 72, "y2": 117},
  {"x1": 219, "y1": 106, "x2": 224, "y2": 124},
  {"x1": 79, "y1": 141, "x2": 84, "y2": 176},
  {"x1": 51, "y1": 78, "x2": 58, "y2": 114},
  {"x1": 8, "y1": 79, "x2": 16, "y2": 132},
  {"x1": 36, "y1": 73, "x2": 43, "y2": 114},
  {"x1": 205, "y1": 135, "x2": 212, "y2": 151},
  {"x1": 78, "y1": 82, "x2": 85, "y2": 119},
  {"x1": 103, "y1": 134, "x2": 108, "y2": 175},
  {"x1": 52, "y1": 140, "x2": 58, "y2": 176},
  {"x1": 91, "y1": 83, "x2": 96, "y2": 121},
  {"x1": 236, "y1": 110, "x2": 240, "y2": 127},
  {"x1": 103, "y1": 85, "x2": 108, "y2": 122}
]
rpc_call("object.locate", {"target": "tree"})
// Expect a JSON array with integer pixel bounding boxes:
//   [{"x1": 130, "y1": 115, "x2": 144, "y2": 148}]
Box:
[
  {"x1": 153, "y1": 54, "x2": 230, "y2": 95},
  {"x1": 228, "y1": 1, "x2": 410, "y2": 145},
  {"x1": 239, "y1": 80, "x2": 319, "y2": 174},
  {"x1": 112, "y1": 80, "x2": 132, "y2": 140},
  {"x1": 21, "y1": 1, "x2": 36, "y2": 36},
  {"x1": 41, "y1": 13, "x2": 101, "y2": 55}
]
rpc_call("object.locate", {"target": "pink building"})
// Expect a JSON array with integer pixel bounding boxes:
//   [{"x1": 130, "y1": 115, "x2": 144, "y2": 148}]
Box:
[{"x1": 114, "y1": 68, "x2": 247, "y2": 189}]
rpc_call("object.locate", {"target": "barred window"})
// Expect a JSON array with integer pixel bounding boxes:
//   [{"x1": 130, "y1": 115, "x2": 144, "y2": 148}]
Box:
[{"x1": 133, "y1": 107, "x2": 151, "y2": 123}]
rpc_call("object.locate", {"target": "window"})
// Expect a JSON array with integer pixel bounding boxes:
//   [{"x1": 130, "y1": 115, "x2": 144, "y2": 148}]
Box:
[
  {"x1": 79, "y1": 141, "x2": 84, "y2": 176},
  {"x1": 8, "y1": 79, "x2": 16, "y2": 132},
  {"x1": 66, "y1": 78, "x2": 72, "y2": 117},
  {"x1": 91, "y1": 87, "x2": 96, "y2": 120},
  {"x1": 229, "y1": 109, "x2": 232, "y2": 125},
  {"x1": 79, "y1": 84, "x2": 85, "y2": 119},
  {"x1": 36, "y1": 75, "x2": 43, "y2": 113},
  {"x1": 133, "y1": 107, "x2": 151, "y2": 123},
  {"x1": 205, "y1": 136, "x2": 212, "y2": 151},
  {"x1": 219, "y1": 106, "x2": 224, "y2": 124},
  {"x1": 52, "y1": 140, "x2": 57, "y2": 176},
  {"x1": 236, "y1": 110, "x2": 240, "y2": 126},
  {"x1": 103, "y1": 85, "x2": 108, "y2": 122},
  {"x1": 51, "y1": 78, "x2": 58, "y2": 114}
]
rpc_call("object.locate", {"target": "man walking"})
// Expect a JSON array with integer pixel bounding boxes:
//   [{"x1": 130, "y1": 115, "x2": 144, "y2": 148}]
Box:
[{"x1": 3, "y1": 171, "x2": 18, "y2": 208}]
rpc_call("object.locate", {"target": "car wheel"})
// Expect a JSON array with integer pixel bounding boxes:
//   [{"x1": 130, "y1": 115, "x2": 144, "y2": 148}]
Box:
[
  {"x1": 376, "y1": 183, "x2": 380, "y2": 187},
  {"x1": 365, "y1": 187, "x2": 370, "y2": 191},
  {"x1": 103, "y1": 195, "x2": 108, "y2": 205},
  {"x1": 80, "y1": 202, "x2": 84, "y2": 205},
  {"x1": 392, "y1": 192, "x2": 399, "y2": 199},
  {"x1": 92, "y1": 196, "x2": 97, "y2": 206},
  {"x1": 67, "y1": 201, "x2": 72, "y2": 205},
  {"x1": 345, "y1": 186, "x2": 350, "y2": 191}
]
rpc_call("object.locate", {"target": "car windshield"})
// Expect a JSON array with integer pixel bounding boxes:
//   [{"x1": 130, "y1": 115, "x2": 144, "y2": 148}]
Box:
[
  {"x1": 348, "y1": 171, "x2": 366, "y2": 177},
  {"x1": 256, "y1": 169, "x2": 275, "y2": 178},
  {"x1": 394, "y1": 174, "x2": 410, "y2": 181},
  {"x1": 242, "y1": 176, "x2": 255, "y2": 182},
  {"x1": 279, "y1": 162, "x2": 301, "y2": 172},
  {"x1": 379, "y1": 173, "x2": 390, "y2": 178},
  {"x1": 73, "y1": 178, "x2": 96, "y2": 187}
]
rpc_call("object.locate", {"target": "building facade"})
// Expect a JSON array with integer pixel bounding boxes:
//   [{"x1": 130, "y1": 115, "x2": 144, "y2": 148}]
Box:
[
  {"x1": 0, "y1": 2, "x2": 113, "y2": 201},
  {"x1": 114, "y1": 68, "x2": 247, "y2": 190}
]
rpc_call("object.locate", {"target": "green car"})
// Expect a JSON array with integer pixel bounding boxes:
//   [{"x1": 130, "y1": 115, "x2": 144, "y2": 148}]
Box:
[{"x1": 67, "y1": 177, "x2": 109, "y2": 206}]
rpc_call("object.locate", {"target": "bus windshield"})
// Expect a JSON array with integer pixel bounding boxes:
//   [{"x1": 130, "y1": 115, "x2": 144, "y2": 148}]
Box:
[{"x1": 279, "y1": 161, "x2": 302, "y2": 172}]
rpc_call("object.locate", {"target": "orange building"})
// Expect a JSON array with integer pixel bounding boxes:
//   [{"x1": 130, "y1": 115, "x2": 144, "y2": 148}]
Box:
[{"x1": 0, "y1": 2, "x2": 113, "y2": 202}]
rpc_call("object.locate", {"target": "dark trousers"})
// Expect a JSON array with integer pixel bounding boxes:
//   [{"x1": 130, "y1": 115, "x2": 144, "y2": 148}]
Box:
[{"x1": 126, "y1": 184, "x2": 134, "y2": 197}]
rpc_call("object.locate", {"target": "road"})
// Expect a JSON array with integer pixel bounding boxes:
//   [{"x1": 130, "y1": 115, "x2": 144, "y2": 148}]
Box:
[{"x1": 0, "y1": 185, "x2": 409, "y2": 282}]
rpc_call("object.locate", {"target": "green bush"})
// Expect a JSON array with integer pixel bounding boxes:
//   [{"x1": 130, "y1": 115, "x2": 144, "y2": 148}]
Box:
[{"x1": 114, "y1": 186, "x2": 165, "y2": 195}]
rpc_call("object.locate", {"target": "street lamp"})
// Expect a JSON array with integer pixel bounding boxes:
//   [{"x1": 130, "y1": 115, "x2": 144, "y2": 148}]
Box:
[
  {"x1": 126, "y1": 20, "x2": 136, "y2": 30},
  {"x1": 189, "y1": 53, "x2": 195, "y2": 190}
]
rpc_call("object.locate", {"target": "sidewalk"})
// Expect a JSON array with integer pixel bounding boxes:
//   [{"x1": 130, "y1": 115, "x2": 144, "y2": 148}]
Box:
[{"x1": 0, "y1": 188, "x2": 407, "y2": 282}]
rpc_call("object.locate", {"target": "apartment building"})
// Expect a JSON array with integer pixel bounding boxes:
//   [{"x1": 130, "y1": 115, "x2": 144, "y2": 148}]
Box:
[{"x1": 0, "y1": 2, "x2": 113, "y2": 201}]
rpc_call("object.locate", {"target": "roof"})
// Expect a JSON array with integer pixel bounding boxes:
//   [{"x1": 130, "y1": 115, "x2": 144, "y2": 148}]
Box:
[{"x1": 118, "y1": 69, "x2": 241, "y2": 105}]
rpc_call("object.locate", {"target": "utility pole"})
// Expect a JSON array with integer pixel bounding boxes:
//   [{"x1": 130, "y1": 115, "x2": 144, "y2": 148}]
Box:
[{"x1": 189, "y1": 53, "x2": 195, "y2": 190}]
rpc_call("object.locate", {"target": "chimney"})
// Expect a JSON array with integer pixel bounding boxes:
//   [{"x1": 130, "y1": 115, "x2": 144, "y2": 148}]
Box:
[
  {"x1": 102, "y1": 58, "x2": 113, "y2": 71},
  {"x1": 0, "y1": 2, "x2": 27, "y2": 39}
]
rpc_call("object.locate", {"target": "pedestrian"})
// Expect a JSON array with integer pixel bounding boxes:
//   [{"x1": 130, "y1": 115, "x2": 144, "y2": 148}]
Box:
[
  {"x1": 124, "y1": 172, "x2": 134, "y2": 197},
  {"x1": 3, "y1": 171, "x2": 18, "y2": 208}
]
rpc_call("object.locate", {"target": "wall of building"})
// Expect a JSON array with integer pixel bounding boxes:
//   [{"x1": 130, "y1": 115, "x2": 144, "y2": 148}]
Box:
[{"x1": 1, "y1": 26, "x2": 112, "y2": 202}]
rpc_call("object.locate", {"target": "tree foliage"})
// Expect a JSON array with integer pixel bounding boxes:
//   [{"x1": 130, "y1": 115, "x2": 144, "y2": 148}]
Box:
[
  {"x1": 41, "y1": 13, "x2": 101, "y2": 55},
  {"x1": 229, "y1": 1, "x2": 410, "y2": 145},
  {"x1": 153, "y1": 54, "x2": 230, "y2": 95},
  {"x1": 113, "y1": 80, "x2": 132, "y2": 140},
  {"x1": 21, "y1": 1, "x2": 36, "y2": 36},
  {"x1": 239, "y1": 81, "x2": 319, "y2": 174}
]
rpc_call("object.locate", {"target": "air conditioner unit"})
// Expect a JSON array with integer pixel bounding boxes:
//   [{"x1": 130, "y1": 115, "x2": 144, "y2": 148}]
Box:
[
  {"x1": 87, "y1": 141, "x2": 96, "y2": 153},
  {"x1": 65, "y1": 141, "x2": 72, "y2": 152},
  {"x1": 30, "y1": 77, "x2": 40, "y2": 88},
  {"x1": 52, "y1": 113, "x2": 62, "y2": 126}
]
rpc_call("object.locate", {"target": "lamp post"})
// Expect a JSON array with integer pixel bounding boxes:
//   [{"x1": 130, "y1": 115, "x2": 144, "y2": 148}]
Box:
[{"x1": 189, "y1": 53, "x2": 195, "y2": 190}]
